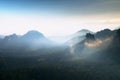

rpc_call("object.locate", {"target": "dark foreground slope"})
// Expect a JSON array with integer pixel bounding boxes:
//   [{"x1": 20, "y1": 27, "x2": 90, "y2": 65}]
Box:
[{"x1": 0, "y1": 29, "x2": 120, "y2": 80}]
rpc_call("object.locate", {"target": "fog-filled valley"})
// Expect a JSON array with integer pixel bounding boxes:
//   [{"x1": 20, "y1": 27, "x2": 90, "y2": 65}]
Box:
[{"x1": 0, "y1": 28, "x2": 120, "y2": 80}]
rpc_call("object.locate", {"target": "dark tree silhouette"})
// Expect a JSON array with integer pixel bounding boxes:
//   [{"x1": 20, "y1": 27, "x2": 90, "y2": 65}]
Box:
[
  {"x1": 116, "y1": 29, "x2": 120, "y2": 39},
  {"x1": 86, "y1": 33, "x2": 95, "y2": 40}
]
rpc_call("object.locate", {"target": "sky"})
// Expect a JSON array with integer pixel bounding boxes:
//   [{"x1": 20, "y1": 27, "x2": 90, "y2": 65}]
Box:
[{"x1": 0, "y1": 0, "x2": 120, "y2": 37}]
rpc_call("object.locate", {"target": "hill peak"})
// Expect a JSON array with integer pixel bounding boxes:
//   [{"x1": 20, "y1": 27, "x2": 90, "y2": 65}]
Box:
[{"x1": 22, "y1": 30, "x2": 44, "y2": 40}]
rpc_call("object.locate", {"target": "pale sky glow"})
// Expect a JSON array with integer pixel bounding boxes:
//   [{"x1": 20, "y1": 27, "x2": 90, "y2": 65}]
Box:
[
  {"x1": 0, "y1": 13, "x2": 120, "y2": 36},
  {"x1": 0, "y1": 0, "x2": 120, "y2": 37}
]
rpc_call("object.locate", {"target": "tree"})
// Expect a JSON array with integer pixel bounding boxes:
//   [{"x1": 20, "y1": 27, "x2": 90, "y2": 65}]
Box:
[{"x1": 86, "y1": 33, "x2": 95, "y2": 40}]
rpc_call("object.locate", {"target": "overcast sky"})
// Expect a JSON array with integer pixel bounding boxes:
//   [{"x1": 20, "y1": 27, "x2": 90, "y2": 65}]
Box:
[{"x1": 0, "y1": 0, "x2": 120, "y2": 36}]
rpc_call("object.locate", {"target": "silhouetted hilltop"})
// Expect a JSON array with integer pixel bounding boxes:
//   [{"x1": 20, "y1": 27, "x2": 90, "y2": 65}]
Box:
[
  {"x1": 66, "y1": 29, "x2": 93, "y2": 46},
  {"x1": 86, "y1": 33, "x2": 95, "y2": 41},
  {"x1": 108, "y1": 29, "x2": 120, "y2": 47},
  {"x1": 77, "y1": 29, "x2": 93, "y2": 35},
  {"x1": 3, "y1": 34, "x2": 18, "y2": 42},
  {"x1": 22, "y1": 30, "x2": 44, "y2": 40},
  {"x1": 69, "y1": 28, "x2": 117, "y2": 47},
  {"x1": 95, "y1": 29, "x2": 115, "y2": 40},
  {"x1": 115, "y1": 29, "x2": 120, "y2": 39},
  {"x1": 1, "y1": 28, "x2": 120, "y2": 80},
  {"x1": 66, "y1": 28, "x2": 120, "y2": 64},
  {"x1": 0, "y1": 30, "x2": 54, "y2": 52},
  {"x1": 73, "y1": 29, "x2": 93, "y2": 38},
  {"x1": 0, "y1": 28, "x2": 120, "y2": 57},
  {"x1": 20, "y1": 30, "x2": 50, "y2": 46}
]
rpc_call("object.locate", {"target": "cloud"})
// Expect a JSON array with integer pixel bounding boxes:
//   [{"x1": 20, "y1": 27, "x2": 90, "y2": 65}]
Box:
[{"x1": 85, "y1": 37, "x2": 113, "y2": 48}]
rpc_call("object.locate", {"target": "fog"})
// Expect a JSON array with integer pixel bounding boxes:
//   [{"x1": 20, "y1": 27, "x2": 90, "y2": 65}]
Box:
[{"x1": 0, "y1": 28, "x2": 120, "y2": 80}]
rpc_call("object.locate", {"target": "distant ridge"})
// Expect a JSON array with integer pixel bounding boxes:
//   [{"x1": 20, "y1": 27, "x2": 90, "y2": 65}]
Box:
[
  {"x1": 22, "y1": 30, "x2": 44, "y2": 40},
  {"x1": 0, "y1": 30, "x2": 53, "y2": 50}
]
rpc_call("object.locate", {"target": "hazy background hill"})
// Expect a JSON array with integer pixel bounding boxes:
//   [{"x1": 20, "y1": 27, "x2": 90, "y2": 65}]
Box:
[{"x1": 0, "y1": 28, "x2": 120, "y2": 80}]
